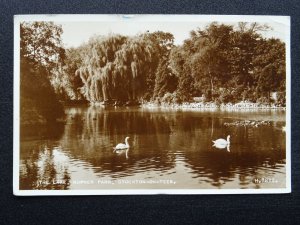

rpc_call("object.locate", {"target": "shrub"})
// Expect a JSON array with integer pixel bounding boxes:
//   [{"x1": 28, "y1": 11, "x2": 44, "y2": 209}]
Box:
[
  {"x1": 277, "y1": 92, "x2": 286, "y2": 106},
  {"x1": 256, "y1": 96, "x2": 269, "y2": 104},
  {"x1": 161, "y1": 92, "x2": 182, "y2": 104}
]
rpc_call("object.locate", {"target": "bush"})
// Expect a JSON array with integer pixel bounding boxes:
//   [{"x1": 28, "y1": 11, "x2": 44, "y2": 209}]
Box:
[
  {"x1": 256, "y1": 96, "x2": 269, "y2": 104},
  {"x1": 277, "y1": 92, "x2": 286, "y2": 106},
  {"x1": 161, "y1": 92, "x2": 182, "y2": 104},
  {"x1": 213, "y1": 87, "x2": 235, "y2": 104}
]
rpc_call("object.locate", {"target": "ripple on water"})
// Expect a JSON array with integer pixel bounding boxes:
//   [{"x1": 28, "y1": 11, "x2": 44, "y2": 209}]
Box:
[{"x1": 20, "y1": 107, "x2": 286, "y2": 190}]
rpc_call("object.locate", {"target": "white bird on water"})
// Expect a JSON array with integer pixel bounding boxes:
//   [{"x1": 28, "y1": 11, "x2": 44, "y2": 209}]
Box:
[
  {"x1": 212, "y1": 135, "x2": 230, "y2": 152},
  {"x1": 113, "y1": 137, "x2": 130, "y2": 151}
]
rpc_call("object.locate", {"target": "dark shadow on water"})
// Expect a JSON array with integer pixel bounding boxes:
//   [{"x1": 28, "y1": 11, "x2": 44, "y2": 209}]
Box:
[{"x1": 21, "y1": 122, "x2": 65, "y2": 141}]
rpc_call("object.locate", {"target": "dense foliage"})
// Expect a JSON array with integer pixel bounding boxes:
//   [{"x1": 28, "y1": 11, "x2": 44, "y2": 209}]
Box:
[
  {"x1": 169, "y1": 22, "x2": 286, "y2": 104},
  {"x1": 60, "y1": 22, "x2": 285, "y2": 105},
  {"x1": 62, "y1": 32, "x2": 175, "y2": 103},
  {"x1": 20, "y1": 21, "x2": 286, "y2": 115},
  {"x1": 20, "y1": 22, "x2": 65, "y2": 124},
  {"x1": 20, "y1": 57, "x2": 64, "y2": 123}
]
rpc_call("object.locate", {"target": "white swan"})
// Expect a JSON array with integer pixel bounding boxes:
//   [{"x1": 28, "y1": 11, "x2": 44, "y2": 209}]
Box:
[
  {"x1": 213, "y1": 135, "x2": 230, "y2": 152},
  {"x1": 113, "y1": 137, "x2": 130, "y2": 150}
]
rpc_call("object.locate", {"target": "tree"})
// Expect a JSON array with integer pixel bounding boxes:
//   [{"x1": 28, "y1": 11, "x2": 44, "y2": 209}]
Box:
[
  {"x1": 20, "y1": 57, "x2": 64, "y2": 123},
  {"x1": 168, "y1": 22, "x2": 285, "y2": 104},
  {"x1": 141, "y1": 31, "x2": 175, "y2": 100},
  {"x1": 149, "y1": 32, "x2": 177, "y2": 99},
  {"x1": 58, "y1": 47, "x2": 85, "y2": 100},
  {"x1": 69, "y1": 31, "x2": 176, "y2": 103},
  {"x1": 20, "y1": 21, "x2": 65, "y2": 124},
  {"x1": 20, "y1": 22, "x2": 73, "y2": 100},
  {"x1": 228, "y1": 22, "x2": 270, "y2": 87},
  {"x1": 51, "y1": 21, "x2": 285, "y2": 105},
  {"x1": 153, "y1": 57, "x2": 178, "y2": 98},
  {"x1": 20, "y1": 22, "x2": 65, "y2": 70},
  {"x1": 181, "y1": 23, "x2": 233, "y2": 100},
  {"x1": 256, "y1": 64, "x2": 279, "y2": 100},
  {"x1": 254, "y1": 38, "x2": 286, "y2": 102}
]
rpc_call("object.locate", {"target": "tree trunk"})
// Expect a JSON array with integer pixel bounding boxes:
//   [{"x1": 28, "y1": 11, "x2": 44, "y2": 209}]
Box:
[
  {"x1": 209, "y1": 70, "x2": 214, "y2": 101},
  {"x1": 102, "y1": 85, "x2": 108, "y2": 101}
]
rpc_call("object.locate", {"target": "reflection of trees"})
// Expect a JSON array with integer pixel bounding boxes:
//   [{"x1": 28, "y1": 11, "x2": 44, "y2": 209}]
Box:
[
  {"x1": 58, "y1": 106, "x2": 176, "y2": 178},
  {"x1": 20, "y1": 107, "x2": 286, "y2": 189},
  {"x1": 20, "y1": 147, "x2": 39, "y2": 190},
  {"x1": 180, "y1": 120, "x2": 286, "y2": 188},
  {"x1": 20, "y1": 145, "x2": 70, "y2": 190},
  {"x1": 21, "y1": 122, "x2": 64, "y2": 141},
  {"x1": 168, "y1": 115, "x2": 224, "y2": 164}
]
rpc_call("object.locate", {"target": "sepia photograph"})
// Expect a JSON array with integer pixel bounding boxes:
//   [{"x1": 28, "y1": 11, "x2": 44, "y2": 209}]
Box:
[{"x1": 14, "y1": 15, "x2": 290, "y2": 195}]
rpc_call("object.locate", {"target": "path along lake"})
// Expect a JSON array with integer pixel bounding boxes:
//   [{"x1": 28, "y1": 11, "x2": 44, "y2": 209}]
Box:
[{"x1": 20, "y1": 106, "x2": 286, "y2": 190}]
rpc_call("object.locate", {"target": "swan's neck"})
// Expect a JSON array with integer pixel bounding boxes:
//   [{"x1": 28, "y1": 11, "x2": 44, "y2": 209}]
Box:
[
  {"x1": 125, "y1": 139, "x2": 129, "y2": 147},
  {"x1": 227, "y1": 136, "x2": 230, "y2": 143}
]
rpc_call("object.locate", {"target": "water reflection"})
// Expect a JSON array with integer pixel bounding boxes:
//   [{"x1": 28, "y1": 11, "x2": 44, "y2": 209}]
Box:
[
  {"x1": 20, "y1": 106, "x2": 286, "y2": 190},
  {"x1": 20, "y1": 145, "x2": 71, "y2": 190},
  {"x1": 114, "y1": 148, "x2": 130, "y2": 159}
]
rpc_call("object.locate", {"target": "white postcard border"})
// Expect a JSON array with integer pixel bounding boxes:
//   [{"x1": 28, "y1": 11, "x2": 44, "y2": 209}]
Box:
[{"x1": 13, "y1": 14, "x2": 291, "y2": 195}]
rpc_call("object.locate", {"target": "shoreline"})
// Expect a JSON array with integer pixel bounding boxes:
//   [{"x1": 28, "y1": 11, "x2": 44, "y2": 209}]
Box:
[
  {"x1": 21, "y1": 101, "x2": 286, "y2": 126},
  {"x1": 141, "y1": 101, "x2": 286, "y2": 111},
  {"x1": 89, "y1": 100, "x2": 286, "y2": 110}
]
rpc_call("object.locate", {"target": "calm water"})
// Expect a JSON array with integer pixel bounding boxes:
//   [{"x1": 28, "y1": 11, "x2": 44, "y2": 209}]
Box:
[{"x1": 20, "y1": 106, "x2": 286, "y2": 190}]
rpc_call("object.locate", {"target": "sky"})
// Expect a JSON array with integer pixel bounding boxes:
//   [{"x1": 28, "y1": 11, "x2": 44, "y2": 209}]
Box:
[{"x1": 55, "y1": 16, "x2": 288, "y2": 48}]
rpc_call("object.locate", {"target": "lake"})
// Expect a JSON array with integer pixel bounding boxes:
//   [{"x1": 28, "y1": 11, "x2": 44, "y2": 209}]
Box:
[{"x1": 19, "y1": 106, "x2": 286, "y2": 190}]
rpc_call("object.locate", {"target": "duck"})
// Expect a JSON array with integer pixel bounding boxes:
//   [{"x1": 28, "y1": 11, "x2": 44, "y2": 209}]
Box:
[
  {"x1": 113, "y1": 137, "x2": 130, "y2": 151},
  {"x1": 213, "y1": 135, "x2": 230, "y2": 152}
]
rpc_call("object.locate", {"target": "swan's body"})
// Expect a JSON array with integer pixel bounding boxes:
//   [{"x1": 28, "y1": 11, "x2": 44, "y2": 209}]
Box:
[
  {"x1": 114, "y1": 137, "x2": 130, "y2": 150},
  {"x1": 213, "y1": 135, "x2": 230, "y2": 152},
  {"x1": 213, "y1": 135, "x2": 230, "y2": 146}
]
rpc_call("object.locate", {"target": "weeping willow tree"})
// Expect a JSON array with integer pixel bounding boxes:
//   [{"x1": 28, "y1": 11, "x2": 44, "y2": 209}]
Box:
[
  {"x1": 70, "y1": 32, "x2": 173, "y2": 103},
  {"x1": 72, "y1": 35, "x2": 153, "y2": 102}
]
